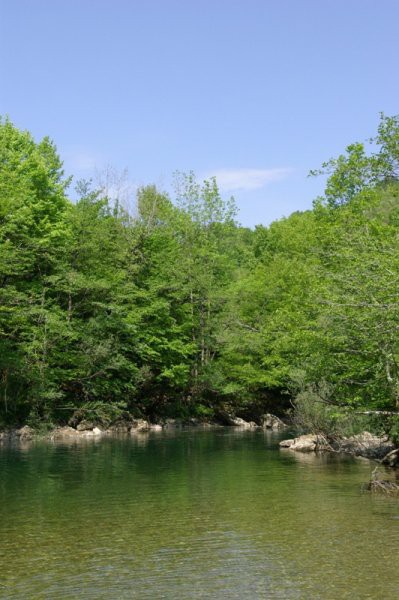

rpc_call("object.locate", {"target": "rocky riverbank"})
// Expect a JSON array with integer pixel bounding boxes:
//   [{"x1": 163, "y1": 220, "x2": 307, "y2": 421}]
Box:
[
  {"x1": 279, "y1": 432, "x2": 399, "y2": 467},
  {"x1": 0, "y1": 412, "x2": 288, "y2": 444}
]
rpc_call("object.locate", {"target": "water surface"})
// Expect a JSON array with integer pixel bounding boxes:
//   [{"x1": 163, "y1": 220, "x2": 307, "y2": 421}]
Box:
[{"x1": 0, "y1": 429, "x2": 398, "y2": 598}]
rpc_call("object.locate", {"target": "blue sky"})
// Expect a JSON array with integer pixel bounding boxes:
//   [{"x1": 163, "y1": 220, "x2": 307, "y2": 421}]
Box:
[{"x1": 2, "y1": 0, "x2": 399, "y2": 227}]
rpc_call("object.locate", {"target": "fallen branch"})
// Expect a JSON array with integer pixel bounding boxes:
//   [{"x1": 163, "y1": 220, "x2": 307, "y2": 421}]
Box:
[{"x1": 355, "y1": 411, "x2": 398, "y2": 416}]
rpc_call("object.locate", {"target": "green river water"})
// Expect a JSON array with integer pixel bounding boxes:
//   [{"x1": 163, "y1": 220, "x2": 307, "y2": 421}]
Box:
[{"x1": 0, "y1": 428, "x2": 398, "y2": 599}]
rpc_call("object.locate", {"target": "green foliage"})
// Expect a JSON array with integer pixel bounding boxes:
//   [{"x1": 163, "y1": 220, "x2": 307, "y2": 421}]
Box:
[
  {"x1": 389, "y1": 416, "x2": 399, "y2": 445},
  {"x1": 67, "y1": 400, "x2": 129, "y2": 428},
  {"x1": 310, "y1": 113, "x2": 399, "y2": 207},
  {"x1": 1, "y1": 116, "x2": 399, "y2": 436},
  {"x1": 290, "y1": 382, "x2": 370, "y2": 439}
]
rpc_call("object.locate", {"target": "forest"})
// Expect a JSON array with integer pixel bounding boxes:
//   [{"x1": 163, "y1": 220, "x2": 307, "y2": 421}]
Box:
[{"x1": 1, "y1": 115, "x2": 399, "y2": 440}]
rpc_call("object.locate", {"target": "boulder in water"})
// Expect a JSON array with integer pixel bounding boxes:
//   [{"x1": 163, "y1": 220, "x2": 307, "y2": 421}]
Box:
[
  {"x1": 261, "y1": 413, "x2": 287, "y2": 430},
  {"x1": 280, "y1": 434, "x2": 323, "y2": 452}
]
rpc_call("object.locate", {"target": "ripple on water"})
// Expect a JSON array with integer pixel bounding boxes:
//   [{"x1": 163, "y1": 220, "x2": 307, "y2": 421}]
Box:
[{"x1": 0, "y1": 430, "x2": 398, "y2": 599}]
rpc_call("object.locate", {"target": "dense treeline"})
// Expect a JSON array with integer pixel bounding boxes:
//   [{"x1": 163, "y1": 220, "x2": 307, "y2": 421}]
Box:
[{"x1": 1, "y1": 115, "x2": 399, "y2": 438}]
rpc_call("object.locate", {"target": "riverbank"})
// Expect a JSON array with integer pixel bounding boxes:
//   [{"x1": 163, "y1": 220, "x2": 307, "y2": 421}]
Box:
[
  {"x1": 0, "y1": 412, "x2": 288, "y2": 443},
  {"x1": 279, "y1": 432, "x2": 399, "y2": 468},
  {"x1": 2, "y1": 415, "x2": 398, "y2": 470}
]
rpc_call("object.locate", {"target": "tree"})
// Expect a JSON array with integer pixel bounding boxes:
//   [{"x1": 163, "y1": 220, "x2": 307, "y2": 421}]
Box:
[
  {"x1": 310, "y1": 113, "x2": 399, "y2": 207},
  {"x1": 0, "y1": 118, "x2": 70, "y2": 422}
]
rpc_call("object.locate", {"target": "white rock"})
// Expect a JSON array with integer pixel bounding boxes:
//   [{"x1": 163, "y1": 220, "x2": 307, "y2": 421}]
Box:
[
  {"x1": 279, "y1": 438, "x2": 295, "y2": 447},
  {"x1": 262, "y1": 413, "x2": 287, "y2": 430},
  {"x1": 131, "y1": 419, "x2": 150, "y2": 432},
  {"x1": 280, "y1": 434, "x2": 319, "y2": 452},
  {"x1": 150, "y1": 424, "x2": 163, "y2": 431},
  {"x1": 230, "y1": 417, "x2": 252, "y2": 428}
]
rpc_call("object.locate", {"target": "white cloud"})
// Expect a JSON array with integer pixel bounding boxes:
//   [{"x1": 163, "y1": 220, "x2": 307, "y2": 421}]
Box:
[
  {"x1": 205, "y1": 168, "x2": 292, "y2": 192},
  {"x1": 70, "y1": 152, "x2": 98, "y2": 171},
  {"x1": 63, "y1": 146, "x2": 101, "y2": 172}
]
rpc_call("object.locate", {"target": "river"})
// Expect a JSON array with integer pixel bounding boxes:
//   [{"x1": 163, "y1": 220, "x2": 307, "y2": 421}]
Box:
[{"x1": 0, "y1": 428, "x2": 398, "y2": 598}]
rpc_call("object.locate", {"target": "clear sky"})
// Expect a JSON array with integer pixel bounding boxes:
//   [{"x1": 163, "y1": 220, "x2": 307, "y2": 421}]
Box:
[{"x1": 2, "y1": 0, "x2": 399, "y2": 227}]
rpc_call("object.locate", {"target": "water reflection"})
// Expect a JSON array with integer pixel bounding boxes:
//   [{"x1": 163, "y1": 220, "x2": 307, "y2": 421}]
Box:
[{"x1": 0, "y1": 429, "x2": 398, "y2": 599}]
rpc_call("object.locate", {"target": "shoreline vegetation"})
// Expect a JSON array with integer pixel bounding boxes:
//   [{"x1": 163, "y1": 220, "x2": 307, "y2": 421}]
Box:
[
  {"x1": 0, "y1": 412, "x2": 287, "y2": 443},
  {"x1": 3, "y1": 415, "x2": 398, "y2": 493},
  {"x1": 1, "y1": 414, "x2": 398, "y2": 465},
  {"x1": 1, "y1": 114, "x2": 399, "y2": 473},
  {"x1": 2, "y1": 414, "x2": 399, "y2": 493}
]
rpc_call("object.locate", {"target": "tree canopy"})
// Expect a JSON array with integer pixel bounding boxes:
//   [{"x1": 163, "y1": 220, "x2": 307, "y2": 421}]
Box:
[{"x1": 1, "y1": 114, "x2": 399, "y2": 440}]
